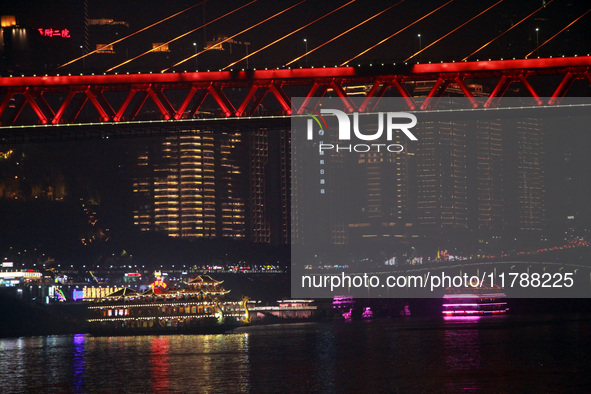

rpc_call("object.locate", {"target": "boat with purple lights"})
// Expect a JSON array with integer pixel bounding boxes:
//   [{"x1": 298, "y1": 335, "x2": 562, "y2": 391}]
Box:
[{"x1": 442, "y1": 289, "x2": 509, "y2": 317}]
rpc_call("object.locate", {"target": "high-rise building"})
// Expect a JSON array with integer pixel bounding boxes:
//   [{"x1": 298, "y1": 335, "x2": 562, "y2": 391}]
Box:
[
  {"x1": 133, "y1": 130, "x2": 246, "y2": 239},
  {"x1": 247, "y1": 129, "x2": 290, "y2": 245},
  {"x1": 414, "y1": 116, "x2": 543, "y2": 238},
  {"x1": 292, "y1": 102, "x2": 547, "y2": 263},
  {"x1": 410, "y1": 88, "x2": 543, "y2": 239},
  {"x1": 472, "y1": 120, "x2": 504, "y2": 232},
  {"x1": 290, "y1": 123, "x2": 348, "y2": 248},
  {"x1": 133, "y1": 128, "x2": 289, "y2": 244},
  {"x1": 504, "y1": 118, "x2": 545, "y2": 232},
  {"x1": 415, "y1": 120, "x2": 469, "y2": 231},
  {"x1": 346, "y1": 130, "x2": 413, "y2": 241}
]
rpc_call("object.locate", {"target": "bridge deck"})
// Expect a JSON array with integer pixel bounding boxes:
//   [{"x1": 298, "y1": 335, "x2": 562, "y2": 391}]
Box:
[{"x1": 0, "y1": 56, "x2": 590, "y2": 128}]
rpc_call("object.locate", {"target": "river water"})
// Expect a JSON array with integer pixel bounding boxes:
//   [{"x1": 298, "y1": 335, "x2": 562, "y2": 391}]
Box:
[{"x1": 1, "y1": 314, "x2": 590, "y2": 393}]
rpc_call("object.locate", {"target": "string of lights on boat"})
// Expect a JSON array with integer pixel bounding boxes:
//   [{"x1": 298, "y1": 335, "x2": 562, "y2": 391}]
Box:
[
  {"x1": 88, "y1": 299, "x2": 236, "y2": 309},
  {"x1": 87, "y1": 313, "x2": 246, "y2": 323}
]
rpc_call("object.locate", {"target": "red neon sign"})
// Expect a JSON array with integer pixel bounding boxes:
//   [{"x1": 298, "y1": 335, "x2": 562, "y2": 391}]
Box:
[{"x1": 38, "y1": 28, "x2": 71, "y2": 38}]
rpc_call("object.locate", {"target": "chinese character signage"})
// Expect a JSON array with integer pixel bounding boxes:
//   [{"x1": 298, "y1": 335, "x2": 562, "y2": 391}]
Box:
[{"x1": 38, "y1": 28, "x2": 71, "y2": 38}]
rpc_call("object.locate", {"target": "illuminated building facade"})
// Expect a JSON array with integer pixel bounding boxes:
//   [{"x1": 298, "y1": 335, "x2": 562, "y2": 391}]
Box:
[
  {"x1": 133, "y1": 128, "x2": 289, "y2": 244},
  {"x1": 133, "y1": 131, "x2": 246, "y2": 239},
  {"x1": 409, "y1": 85, "x2": 544, "y2": 239},
  {"x1": 415, "y1": 119, "x2": 506, "y2": 234},
  {"x1": 347, "y1": 130, "x2": 414, "y2": 241},
  {"x1": 248, "y1": 129, "x2": 290, "y2": 245},
  {"x1": 473, "y1": 121, "x2": 504, "y2": 232},
  {"x1": 416, "y1": 120, "x2": 469, "y2": 231},
  {"x1": 505, "y1": 119, "x2": 545, "y2": 232},
  {"x1": 415, "y1": 115, "x2": 544, "y2": 239},
  {"x1": 293, "y1": 104, "x2": 546, "y2": 259}
]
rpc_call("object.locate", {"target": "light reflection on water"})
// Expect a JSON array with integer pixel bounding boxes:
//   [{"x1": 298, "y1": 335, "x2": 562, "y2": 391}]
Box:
[
  {"x1": 0, "y1": 315, "x2": 590, "y2": 392},
  {"x1": 72, "y1": 334, "x2": 85, "y2": 392}
]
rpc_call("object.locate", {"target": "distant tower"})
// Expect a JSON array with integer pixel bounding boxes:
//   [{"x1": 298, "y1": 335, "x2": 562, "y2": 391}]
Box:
[
  {"x1": 247, "y1": 128, "x2": 290, "y2": 245},
  {"x1": 346, "y1": 128, "x2": 412, "y2": 240},
  {"x1": 511, "y1": 119, "x2": 545, "y2": 231},
  {"x1": 415, "y1": 120, "x2": 469, "y2": 231},
  {"x1": 83, "y1": 0, "x2": 89, "y2": 54},
  {"x1": 133, "y1": 127, "x2": 290, "y2": 244},
  {"x1": 473, "y1": 120, "x2": 504, "y2": 233},
  {"x1": 133, "y1": 130, "x2": 246, "y2": 239}
]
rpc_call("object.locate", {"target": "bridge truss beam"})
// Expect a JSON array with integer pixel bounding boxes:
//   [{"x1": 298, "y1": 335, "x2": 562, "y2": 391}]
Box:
[{"x1": 0, "y1": 57, "x2": 590, "y2": 127}]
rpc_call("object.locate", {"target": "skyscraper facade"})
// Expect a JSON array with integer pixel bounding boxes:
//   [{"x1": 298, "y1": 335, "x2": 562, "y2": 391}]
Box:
[
  {"x1": 247, "y1": 129, "x2": 290, "y2": 245},
  {"x1": 414, "y1": 116, "x2": 543, "y2": 239},
  {"x1": 415, "y1": 120, "x2": 469, "y2": 231},
  {"x1": 133, "y1": 131, "x2": 245, "y2": 238},
  {"x1": 293, "y1": 112, "x2": 546, "y2": 254},
  {"x1": 133, "y1": 128, "x2": 289, "y2": 245},
  {"x1": 504, "y1": 119, "x2": 545, "y2": 232}
]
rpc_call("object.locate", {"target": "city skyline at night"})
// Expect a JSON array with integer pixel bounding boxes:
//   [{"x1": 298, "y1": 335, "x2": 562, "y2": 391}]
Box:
[
  {"x1": 292, "y1": 97, "x2": 587, "y2": 260},
  {"x1": 0, "y1": 1, "x2": 588, "y2": 300},
  {"x1": 1, "y1": 2, "x2": 591, "y2": 392}
]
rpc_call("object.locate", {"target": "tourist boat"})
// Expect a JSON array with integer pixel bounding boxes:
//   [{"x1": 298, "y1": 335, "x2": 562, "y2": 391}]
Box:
[
  {"x1": 442, "y1": 289, "x2": 509, "y2": 317},
  {"x1": 332, "y1": 295, "x2": 355, "y2": 311},
  {"x1": 86, "y1": 275, "x2": 250, "y2": 336},
  {"x1": 400, "y1": 304, "x2": 411, "y2": 317},
  {"x1": 362, "y1": 307, "x2": 374, "y2": 319},
  {"x1": 342, "y1": 308, "x2": 353, "y2": 321},
  {"x1": 333, "y1": 295, "x2": 355, "y2": 320}
]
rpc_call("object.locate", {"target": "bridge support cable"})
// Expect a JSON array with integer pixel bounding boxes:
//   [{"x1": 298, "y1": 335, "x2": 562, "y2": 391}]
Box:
[
  {"x1": 340, "y1": 0, "x2": 455, "y2": 66},
  {"x1": 462, "y1": 0, "x2": 556, "y2": 62},
  {"x1": 222, "y1": 0, "x2": 356, "y2": 70},
  {"x1": 58, "y1": 1, "x2": 205, "y2": 69},
  {"x1": 162, "y1": 0, "x2": 306, "y2": 73},
  {"x1": 107, "y1": 0, "x2": 259, "y2": 73},
  {"x1": 525, "y1": 7, "x2": 591, "y2": 59},
  {"x1": 403, "y1": 0, "x2": 504, "y2": 63},
  {"x1": 285, "y1": 0, "x2": 406, "y2": 67}
]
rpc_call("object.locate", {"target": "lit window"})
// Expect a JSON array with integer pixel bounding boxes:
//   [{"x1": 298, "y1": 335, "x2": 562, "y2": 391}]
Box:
[
  {"x1": 96, "y1": 44, "x2": 114, "y2": 53},
  {"x1": 1, "y1": 15, "x2": 16, "y2": 28},
  {"x1": 152, "y1": 43, "x2": 170, "y2": 52}
]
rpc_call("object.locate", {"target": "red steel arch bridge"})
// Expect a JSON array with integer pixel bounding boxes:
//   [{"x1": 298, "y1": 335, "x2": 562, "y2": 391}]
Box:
[{"x1": 0, "y1": 56, "x2": 590, "y2": 131}]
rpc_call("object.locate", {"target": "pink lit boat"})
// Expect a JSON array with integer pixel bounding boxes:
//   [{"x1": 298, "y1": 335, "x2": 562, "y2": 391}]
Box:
[{"x1": 442, "y1": 291, "x2": 509, "y2": 317}]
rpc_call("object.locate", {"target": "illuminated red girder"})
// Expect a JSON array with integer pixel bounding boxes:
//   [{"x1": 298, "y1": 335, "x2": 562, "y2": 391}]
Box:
[{"x1": 1, "y1": 56, "x2": 590, "y2": 127}]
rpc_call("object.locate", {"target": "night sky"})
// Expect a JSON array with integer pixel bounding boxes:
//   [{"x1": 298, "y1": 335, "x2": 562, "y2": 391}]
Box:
[{"x1": 1, "y1": 0, "x2": 590, "y2": 72}]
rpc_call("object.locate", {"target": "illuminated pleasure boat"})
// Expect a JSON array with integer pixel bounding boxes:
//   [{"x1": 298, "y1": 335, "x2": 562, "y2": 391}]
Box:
[
  {"x1": 333, "y1": 296, "x2": 355, "y2": 320},
  {"x1": 86, "y1": 275, "x2": 250, "y2": 336},
  {"x1": 442, "y1": 291, "x2": 509, "y2": 317}
]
